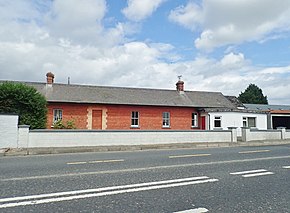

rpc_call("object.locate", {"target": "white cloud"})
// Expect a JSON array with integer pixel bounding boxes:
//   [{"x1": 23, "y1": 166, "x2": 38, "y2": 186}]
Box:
[
  {"x1": 169, "y1": 0, "x2": 290, "y2": 51},
  {"x1": 220, "y1": 52, "x2": 245, "y2": 67},
  {"x1": 168, "y1": 1, "x2": 202, "y2": 31},
  {"x1": 45, "y1": 0, "x2": 109, "y2": 45},
  {"x1": 260, "y1": 66, "x2": 290, "y2": 74},
  {"x1": 122, "y1": 0, "x2": 166, "y2": 22}
]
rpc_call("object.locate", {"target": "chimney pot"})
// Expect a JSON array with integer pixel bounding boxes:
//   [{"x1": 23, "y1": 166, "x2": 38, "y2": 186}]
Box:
[{"x1": 46, "y1": 72, "x2": 55, "y2": 84}]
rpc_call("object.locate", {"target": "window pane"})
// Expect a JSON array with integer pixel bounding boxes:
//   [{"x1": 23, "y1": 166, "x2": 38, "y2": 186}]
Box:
[
  {"x1": 162, "y1": 112, "x2": 170, "y2": 127},
  {"x1": 248, "y1": 117, "x2": 256, "y2": 127},
  {"x1": 163, "y1": 112, "x2": 169, "y2": 119},
  {"x1": 214, "y1": 120, "x2": 221, "y2": 127},
  {"x1": 214, "y1": 116, "x2": 221, "y2": 128},
  {"x1": 53, "y1": 109, "x2": 62, "y2": 122},
  {"x1": 192, "y1": 113, "x2": 198, "y2": 127},
  {"x1": 131, "y1": 111, "x2": 139, "y2": 126},
  {"x1": 242, "y1": 117, "x2": 247, "y2": 127}
]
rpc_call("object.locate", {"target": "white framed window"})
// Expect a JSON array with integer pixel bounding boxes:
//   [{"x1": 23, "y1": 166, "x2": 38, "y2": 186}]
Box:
[
  {"x1": 131, "y1": 111, "x2": 139, "y2": 127},
  {"x1": 53, "y1": 109, "x2": 63, "y2": 123},
  {"x1": 214, "y1": 116, "x2": 221, "y2": 128},
  {"x1": 243, "y1": 117, "x2": 256, "y2": 128},
  {"x1": 192, "y1": 112, "x2": 198, "y2": 127},
  {"x1": 162, "y1": 112, "x2": 170, "y2": 127},
  {"x1": 243, "y1": 117, "x2": 247, "y2": 127}
]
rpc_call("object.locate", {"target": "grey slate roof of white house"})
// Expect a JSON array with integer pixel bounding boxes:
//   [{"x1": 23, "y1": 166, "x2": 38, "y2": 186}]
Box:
[
  {"x1": 245, "y1": 104, "x2": 290, "y2": 111},
  {"x1": 201, "y1": 96, "x2": 266, "y2": 113},
  {"x1": 25, "y1": 82, "x2": 236, "y2": 108}
]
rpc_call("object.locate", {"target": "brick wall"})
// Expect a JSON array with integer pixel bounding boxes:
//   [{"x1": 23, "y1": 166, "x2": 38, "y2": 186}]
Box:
[
  {"x1": 106, "y1": 105, "x2": 200, "y2": 130},
  {"x1": 47, "y1": 103, "x2": 89, "y2": 129},
  {"x1": 47, "y1": 103, "x2": 201, "y2": 130}
]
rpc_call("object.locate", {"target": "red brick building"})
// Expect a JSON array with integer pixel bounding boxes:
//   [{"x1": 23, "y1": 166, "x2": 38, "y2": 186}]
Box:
[{"x1": 27, "y1": 73, "x2": 235, "y2": 130}]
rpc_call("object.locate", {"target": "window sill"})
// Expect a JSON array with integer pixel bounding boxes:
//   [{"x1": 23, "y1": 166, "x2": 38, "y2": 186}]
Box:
[
  {"x1": 213, "y1": 127, "x2": 223, "y2": 130},
  {"x1": 191, "y1": 126, "x2": 199, "y2": 129},
  {"x1": 162, "y1": 126, "x2": 171, "y2": 129},
  {"x1": 130, "y1": 126, "x2": 140, "y2": 129}
]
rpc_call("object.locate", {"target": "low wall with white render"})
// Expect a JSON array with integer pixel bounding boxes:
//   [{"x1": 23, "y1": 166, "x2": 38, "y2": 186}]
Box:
[
  {"x1": 0, "y1": 114, "x2": 18, "y2": 148},
  {"x1": 285, "y1": 130, "x2": 290, "y2": 139},
  {"x1": 3, "y1": 125, "x2": 289, "y2": 149},
  {"x1": 249, "y1": 130, "x2": 281, "y2": 141},
  {"x1": 241, "y1": 127, "x2": 287, "y2": 142},
  {"x1": 21, "y1": 129, "x2": 236, "y2": 148}
]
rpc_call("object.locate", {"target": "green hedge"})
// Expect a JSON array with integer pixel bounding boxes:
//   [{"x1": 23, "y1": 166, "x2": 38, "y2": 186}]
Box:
[{"x1": 0, "y1": 82, "x2": 47, "y2": 129}]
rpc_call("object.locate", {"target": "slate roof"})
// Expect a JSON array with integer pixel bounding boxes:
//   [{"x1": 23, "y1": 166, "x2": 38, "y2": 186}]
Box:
[
  {"x1": 201, "y1": 96, "x2": 266, "y2": 113},
  {"x1": 17, "y1": 82, "x2": 236, "y2": 108},
  {"x1": 245, "y1": 104, "x2": 290, "y2": 111},
  {"x1": 225, "y1": 96, "x2": 245, "y2": 108}
]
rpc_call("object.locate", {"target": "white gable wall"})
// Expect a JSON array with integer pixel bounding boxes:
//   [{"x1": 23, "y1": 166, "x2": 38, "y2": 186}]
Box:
[
  {"x1": 0, "y1": 114, "x2": 19, "y2": 148},
  {"x1": 208, "y1": 112, "x2": 267, "y2": 136}
]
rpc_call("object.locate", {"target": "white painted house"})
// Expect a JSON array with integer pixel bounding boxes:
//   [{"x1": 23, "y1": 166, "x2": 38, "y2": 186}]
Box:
[
  {"x1": 207, "y1": 111, "x2": 267, "y2": 136},
  {"x1": 201, "y1": 96, "x2": 268, "y2": 136}
]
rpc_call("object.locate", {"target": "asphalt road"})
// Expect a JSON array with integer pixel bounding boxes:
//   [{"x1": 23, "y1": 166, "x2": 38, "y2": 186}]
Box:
[{"x1": 0, "y1": 145, "x2": 289, "y2": 212}]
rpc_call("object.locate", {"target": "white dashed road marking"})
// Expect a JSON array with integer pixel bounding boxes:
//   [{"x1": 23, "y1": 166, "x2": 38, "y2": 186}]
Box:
[
  {"x1": 174, "y1": 207, "x2": 209, "y2": 213},
  {"x1": 66, "y1": 161, "x2": 87, "y2": 165},
  {"x1": 88, "y1": 159, "x2": 124, "y2": 164},
  {"x1": 238, "y1": 150, "x2": 270, "y2": 154},
  {"x1": 282, "y1": 166, "x2": 290, "y2": 169},
  {"x1": 242, "y1": 172, "x2": 274, "y2": 177},
  {"x1": 169, "y1": 154, "x2": 211, "y2": 159},
  {"x1": 230, "y1": 169, "x2": 267, "y2": 175},
  {"x1": 67, "y1": 159, "x2": 124, "y2": 165},
  {"x1": 230, "y1": 169, "x2": 274, "y2": 177}
]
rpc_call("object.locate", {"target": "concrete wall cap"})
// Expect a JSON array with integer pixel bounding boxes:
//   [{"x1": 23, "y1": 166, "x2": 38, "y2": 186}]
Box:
[{"x1": 18, "y1": 125, "x2": 30, "y2": 128}]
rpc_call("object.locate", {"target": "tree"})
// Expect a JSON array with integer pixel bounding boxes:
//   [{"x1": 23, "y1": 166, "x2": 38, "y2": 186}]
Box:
[
  {"x1": 0, "y1": 82, "x2": 47, "y2": 129},
  {"x1": 238, "y1": 83, "x2": 268, "y2": 104}
]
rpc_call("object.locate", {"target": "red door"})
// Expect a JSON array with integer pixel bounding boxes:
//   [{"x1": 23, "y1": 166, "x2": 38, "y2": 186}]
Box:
[
  {"x1": 92, "y1": 110, "x2": 102, "y2": 129},
  {"x1": 201, "y1": 116, "x2": 206, "y2": 130}
]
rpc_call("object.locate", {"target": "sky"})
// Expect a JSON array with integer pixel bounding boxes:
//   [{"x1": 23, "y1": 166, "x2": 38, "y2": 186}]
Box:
[{"x1": 1, "y1": 0, "x2": 290, "y2": 104}]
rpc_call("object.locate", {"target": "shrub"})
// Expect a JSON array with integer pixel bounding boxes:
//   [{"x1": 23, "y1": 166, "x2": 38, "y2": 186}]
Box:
[
  {"x1": 52, "y1": 119, "x2": 76, "y2": 129},
  {"x1": 0, "y1": 82, "x2": 47, "y2": 129}
]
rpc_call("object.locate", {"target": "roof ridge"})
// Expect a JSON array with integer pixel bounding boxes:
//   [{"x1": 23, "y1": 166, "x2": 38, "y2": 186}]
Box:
[{"x1": 22, "y1": 81, "x2": 223, "y2": 94}]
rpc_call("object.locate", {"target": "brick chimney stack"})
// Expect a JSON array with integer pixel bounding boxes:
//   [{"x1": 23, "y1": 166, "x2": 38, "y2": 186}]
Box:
[
  {"x1": 176, "y1": 75, "x2": 184, "y2": 92},
  {"x1": 176, "y1": 80, "x2": 184, "y2": 92},
  {"x1": 46, "y1": 72, "x2": 54, "y2": 84}
]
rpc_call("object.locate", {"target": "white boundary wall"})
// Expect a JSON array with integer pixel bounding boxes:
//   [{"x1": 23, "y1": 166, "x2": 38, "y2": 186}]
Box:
[
  {"x1": 249, "y1": 130, "x2": 281, "y2": 141},
  {"x1": 19, "y1": 129, "x2": 236, "y2": 148},
  {"x1": 241, "y1": 127, "x2": 289, "y2": 142},
  {"x1": 0, "y1": 114, "x2": 18, "y2": 148},
  {"x1": 285, "y1": 130, "x2": 290, "y2": 139},
  {"x1": 3, "y1": 125, "x2": 289, "y2": 149}
]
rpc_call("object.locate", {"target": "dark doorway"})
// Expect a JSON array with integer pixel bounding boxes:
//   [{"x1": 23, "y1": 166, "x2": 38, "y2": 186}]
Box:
[
  {"x1": 272, "y1": 116, "x2": 290, "y2": 129},
  {"x1": 201, "y1": 116, "x2": 206, "y2": 130}
]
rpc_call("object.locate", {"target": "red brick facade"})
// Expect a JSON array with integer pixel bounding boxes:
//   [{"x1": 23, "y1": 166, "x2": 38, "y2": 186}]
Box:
[{"x1": 47, "y1": 103, "x2": 201, "y2": 130}]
